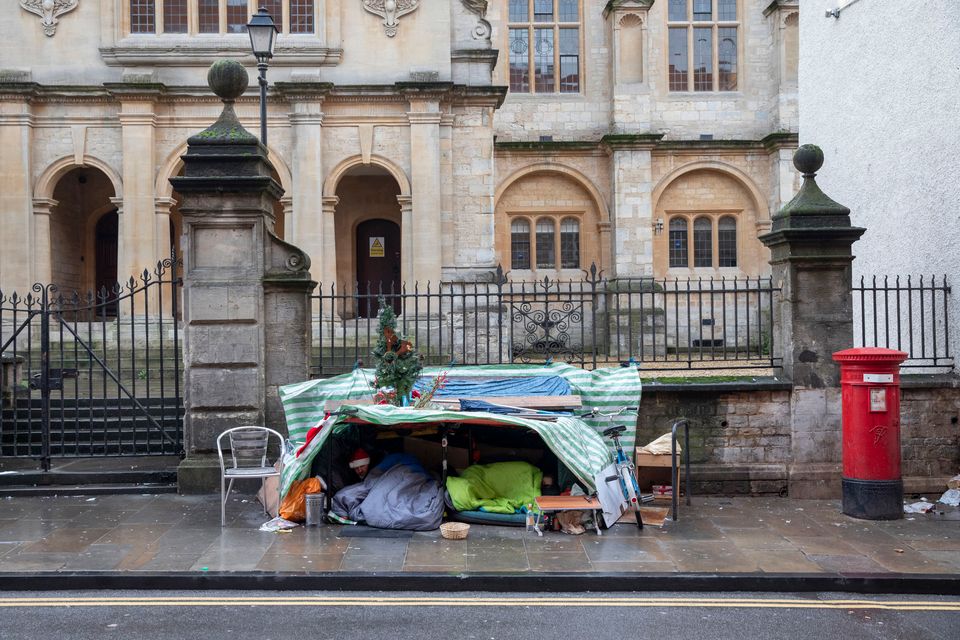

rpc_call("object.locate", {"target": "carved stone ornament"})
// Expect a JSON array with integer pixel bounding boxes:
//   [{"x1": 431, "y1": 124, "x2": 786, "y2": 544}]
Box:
[
  {"x1": 362, "y1": 0, "x2": 420, "y2": 37},
  {"x1": 460, "y1": 0, "x2": 491, "y2": 40},
  {"x1": 20, "y1": 0, "x2": 79, "y2": 37}
]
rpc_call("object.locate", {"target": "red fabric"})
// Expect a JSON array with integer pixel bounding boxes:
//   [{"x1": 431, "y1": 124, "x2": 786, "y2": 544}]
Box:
[{"x1": 295, "y1": 415, "x2": 329, "y2": 457}]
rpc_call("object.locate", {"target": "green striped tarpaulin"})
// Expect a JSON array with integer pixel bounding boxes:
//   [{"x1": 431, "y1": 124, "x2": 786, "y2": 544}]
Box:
[{"x1": 277, "y1": 363, "x2": 642, "y2": 497}]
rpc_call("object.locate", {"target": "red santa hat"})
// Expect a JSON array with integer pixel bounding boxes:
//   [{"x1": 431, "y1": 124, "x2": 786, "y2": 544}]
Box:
[{"x1": 348, "y1": 448, "x2": 370, "y2": 469}]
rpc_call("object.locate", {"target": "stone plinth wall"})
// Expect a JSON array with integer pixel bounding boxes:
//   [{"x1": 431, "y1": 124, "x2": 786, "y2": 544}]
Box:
[
  {"x1": 637, "y1": 383, "x2": 792, "y2": 496},
  {"x1": 900, "y1": 379, "x2": 960, "y2": 492},
  {"x1": 637, "y1": 378, "x2": 960, "y2": 496}
]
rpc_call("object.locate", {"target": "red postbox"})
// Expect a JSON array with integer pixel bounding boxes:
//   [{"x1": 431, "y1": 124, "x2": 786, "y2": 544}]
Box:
[{"x1": 833, "y1": 347, "x2": 908, "y2": 520}]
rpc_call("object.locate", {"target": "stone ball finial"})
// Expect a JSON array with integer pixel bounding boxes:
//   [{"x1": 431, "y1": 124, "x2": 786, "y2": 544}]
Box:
[
  {"x1": 793, "y1": 144, "x2": 824, "y2": 176},
  {"x1": 207, "y1": 60, "x2": 249, "y2": 101}
]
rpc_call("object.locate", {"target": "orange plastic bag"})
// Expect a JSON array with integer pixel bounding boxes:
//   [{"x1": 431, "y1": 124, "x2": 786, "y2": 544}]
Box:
[{"x1": 279, "y1": 477, "x2": 324, "y2": 522}]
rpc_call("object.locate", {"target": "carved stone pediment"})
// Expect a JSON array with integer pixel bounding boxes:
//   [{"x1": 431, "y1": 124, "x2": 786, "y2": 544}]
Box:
[
  {"x1": 362, "y1": 0, "x2": 421, "y2": 37},
  {"x1": 20, "y1": 0, "x2": 79, "y2": 37}
]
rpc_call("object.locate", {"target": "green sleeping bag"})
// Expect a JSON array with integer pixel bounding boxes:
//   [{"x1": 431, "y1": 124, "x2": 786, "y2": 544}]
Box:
[{"x1": 446, "y1": 461, "x2": 542, "y2": 514}]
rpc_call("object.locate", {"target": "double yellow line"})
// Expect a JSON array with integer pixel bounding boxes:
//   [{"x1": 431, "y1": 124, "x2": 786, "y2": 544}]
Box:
[{"x1": 0, "y1": 596, "x2": 958, "y2": 611}]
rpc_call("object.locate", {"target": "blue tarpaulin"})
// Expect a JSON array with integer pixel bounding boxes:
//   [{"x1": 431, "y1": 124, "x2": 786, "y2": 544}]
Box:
[{"x1": 414, "y1": 375, "x2": 571, "y2": 398}]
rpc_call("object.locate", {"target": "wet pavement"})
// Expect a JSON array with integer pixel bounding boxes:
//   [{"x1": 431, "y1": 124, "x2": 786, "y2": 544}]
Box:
[{"x1": 0, "y1": 492, "x2": 957, "y2": 576}]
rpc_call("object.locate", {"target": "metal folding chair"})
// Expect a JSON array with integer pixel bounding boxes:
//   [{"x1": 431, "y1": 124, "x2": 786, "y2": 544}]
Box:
[{"x1": 216, "y1": 426, "x2": 284, "y2": 527}]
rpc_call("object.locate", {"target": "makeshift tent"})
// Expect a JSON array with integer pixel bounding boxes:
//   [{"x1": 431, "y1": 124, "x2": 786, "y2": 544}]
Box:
[{"x1": 278, "y1": 403, "x2": 615, "y2": 500}]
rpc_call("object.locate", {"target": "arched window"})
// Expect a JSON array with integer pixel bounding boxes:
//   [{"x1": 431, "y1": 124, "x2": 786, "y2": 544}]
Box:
[
  {"x1": 511, "y1": 219, "x2": 531, "y2": 269},
  {"x1": 668, "y1": 218, "x2": 688, "y2": 268},
  {"x1": 536, "y1": 219, "x2": 556, "y2": 268},
  {"x1": 560, "y1": 217, "x2": 580, "y2": 268},
  {"x1": 718, "y1": 216, "x2": 737, "y2": 267},
  {"x1": 693, "y1": 217, "x2": 712, "y2": 267}
]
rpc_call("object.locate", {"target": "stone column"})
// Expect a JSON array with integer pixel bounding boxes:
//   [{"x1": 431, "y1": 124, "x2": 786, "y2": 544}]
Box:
[
  {"x1": 171, "y1": 61, "x2": 316, "y2": 493},
  {"x1": 0, "y1": 92, "x2": 34, "y2": 294},
  {"x1": 407, "y1": 97, "x2": 443, "y2": 286},
  {"x1": 396, "y1": 195, "x2": 414, "y2": 286},
  {"x1": 603, "y1": 135, "x2": 662, "y2": 279},
  {"x1": 111, "y1": 86, "x2": 162, "y2": 289},
  {"x1": 282, "y1": 87, "x2": 329, "y2": 275},
  {"x1": 32, "y1": 198, "x2": 57, "y2": 287},
  {"x1": 279, "y1": 195, "x2": 293, "y2": 238},
  {"x1": 319, "y1": 196, "x2": 339, "y2": 287},
  {"x1": 154, "y1": 197, "x2": 175, "y2": 261},
  {"x1": 759, "y1": 145, "x2": 865, "y2": 498}
]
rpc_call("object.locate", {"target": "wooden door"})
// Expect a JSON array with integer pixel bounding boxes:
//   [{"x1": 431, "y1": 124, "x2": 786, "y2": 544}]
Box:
[{"x1": 356, "y1": 219, "x2": 401, "y2": 318}]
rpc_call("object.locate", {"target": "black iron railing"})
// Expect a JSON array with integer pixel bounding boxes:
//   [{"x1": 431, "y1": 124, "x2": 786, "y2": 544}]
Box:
[
  {"x1": 853, "y1": 275, "x2": 953, "y2": 370},
  {"x1": 310, "y1": 265, "x2": 781, "y2": 377},
  {"x1": 0, "y1": 258, "x2": 183, "y2": 468}
]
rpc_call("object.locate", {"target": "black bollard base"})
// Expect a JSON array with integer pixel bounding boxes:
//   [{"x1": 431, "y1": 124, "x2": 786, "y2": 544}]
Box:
[{"x1": 842, "y1": 477, "x2": 903, "y2": 520}]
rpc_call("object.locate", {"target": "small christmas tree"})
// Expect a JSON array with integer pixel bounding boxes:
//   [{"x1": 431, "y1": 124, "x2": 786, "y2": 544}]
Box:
[{"x1": 371, "y1": 297, "x2": 422, "y2": 405}]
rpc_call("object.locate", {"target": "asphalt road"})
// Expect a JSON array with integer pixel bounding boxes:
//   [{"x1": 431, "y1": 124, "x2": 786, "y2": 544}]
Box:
[{"x1": 0, "y1": 591, "x2": 957, "y2": 640}]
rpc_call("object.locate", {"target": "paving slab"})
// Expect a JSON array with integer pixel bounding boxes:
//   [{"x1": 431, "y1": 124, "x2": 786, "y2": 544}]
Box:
[{"x1": 0, "y1": 494, "x2": 956, "y2": 594}]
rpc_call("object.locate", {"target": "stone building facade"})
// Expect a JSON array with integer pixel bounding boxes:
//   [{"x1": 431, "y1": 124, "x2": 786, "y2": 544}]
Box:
[{"x1": 0, "y1": 0, "x2": 800, "y2": 300}]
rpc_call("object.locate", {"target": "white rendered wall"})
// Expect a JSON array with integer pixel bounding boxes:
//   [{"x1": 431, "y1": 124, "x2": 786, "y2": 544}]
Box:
[{"x1": 800, "y1": 0, "x2": 960, "y2": 364}]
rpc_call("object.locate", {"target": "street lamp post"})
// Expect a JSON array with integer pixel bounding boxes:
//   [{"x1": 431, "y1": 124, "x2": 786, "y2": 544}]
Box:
[{"x1": 247, "y1": 7, "x2": 279, "y2": 147}]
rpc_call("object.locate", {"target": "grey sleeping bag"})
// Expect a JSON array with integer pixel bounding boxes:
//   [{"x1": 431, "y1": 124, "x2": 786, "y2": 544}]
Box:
[{"x1": 331, "y1": 455, "x2": 443, "y2": 531}]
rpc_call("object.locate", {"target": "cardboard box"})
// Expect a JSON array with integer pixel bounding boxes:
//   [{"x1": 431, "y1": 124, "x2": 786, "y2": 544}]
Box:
[
  {"x1": 635, "y1": 452, "x2": 680, "y2": 493},
  {"x1": 636, "y1": 452, "x2": 680, "y2": 468}
]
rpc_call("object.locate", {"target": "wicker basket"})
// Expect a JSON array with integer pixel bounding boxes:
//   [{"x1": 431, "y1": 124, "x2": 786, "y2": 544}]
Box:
[{"x1": 439, "y1": 521, "x2": 470, "y2": 540}]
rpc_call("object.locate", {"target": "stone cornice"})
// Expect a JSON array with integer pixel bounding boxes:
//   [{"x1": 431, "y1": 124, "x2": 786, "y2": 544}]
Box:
[
  {"x1": 498, "y1": 133, "x2": 798, "y2": 156},
  {"x1": 103, "y1": 82, "x2": 167, "y2": 101},
  {"x1": 288, "y1": 113, "x2": 325, "y2": 125},
  {"x1": 495, "y1": 140, "x2": 606, "y2": 157},
  {"x1": 601, "y1": 133, "x2": 664, "y2": 150},
  {"x1": 117, "y1": 113, "x2": 159, "y2": 127},
  {"x1": 396, "y1": 81, "x2": 457, "y2": 102},
  {"x1": 99, "y1": 40, "x2": 342, "y2": 67},
  {"x1": 763, "y1": 0, "x2": 799, "y2": 18},
  {"x1": 450, "y1": 48, "x2": 499, "y2": 69},
  {"x1": 761, "y1": 132, "x2": 800, "y2": 150},
  {"x1": 273, "y1": 82, "x2": 335, "y2": 101},
  {"x1": 407, "y1": 112, "x2": 443, "y2": 125}
]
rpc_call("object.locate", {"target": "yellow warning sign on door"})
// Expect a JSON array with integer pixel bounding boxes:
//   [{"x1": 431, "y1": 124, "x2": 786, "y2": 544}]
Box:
[{"x1": 369, "y1": 237, "x2": 385, "y2": 258}]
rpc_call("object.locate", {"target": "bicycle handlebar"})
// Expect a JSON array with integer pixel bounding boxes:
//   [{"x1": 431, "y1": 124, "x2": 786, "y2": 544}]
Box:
[{"x1": 578, "y1": 406, "x2": 638, "y2": 418}]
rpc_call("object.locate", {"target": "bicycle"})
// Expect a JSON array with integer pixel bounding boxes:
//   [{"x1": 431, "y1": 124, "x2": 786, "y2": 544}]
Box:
[{"x1": 580, "y1": 406, "x2": 651, "y2": 529}]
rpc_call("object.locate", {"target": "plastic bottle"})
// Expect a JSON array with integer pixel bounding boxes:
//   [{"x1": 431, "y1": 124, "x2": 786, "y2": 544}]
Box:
[{"x1": 525, "y1": 504, "x2": 534, "y2": 531}]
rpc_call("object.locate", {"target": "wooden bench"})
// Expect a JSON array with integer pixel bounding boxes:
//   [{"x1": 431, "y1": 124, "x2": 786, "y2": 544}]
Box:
[{"x1": 533, "y1": 494, "x2": 603, "y2": 536}]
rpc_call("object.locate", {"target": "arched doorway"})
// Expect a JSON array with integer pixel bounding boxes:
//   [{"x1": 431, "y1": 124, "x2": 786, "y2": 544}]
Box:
[
  {"x1": 333, "y1": 165, "x2": 403, "y2": 318},
  {"x1": 49, "y1": 167, "x2": 117, "y2": 294}
]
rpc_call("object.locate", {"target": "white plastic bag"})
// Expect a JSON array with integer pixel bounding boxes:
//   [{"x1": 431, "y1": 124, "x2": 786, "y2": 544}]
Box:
[
  {"x1": 938, "y1": 489, "x2": 960, "y2": 507},
  {"x1": 903, "y1": 501, "x2": 935, "y2": 514},
  {"x1": 259, "y1": 516, "x2": 299, "y2": 532}
]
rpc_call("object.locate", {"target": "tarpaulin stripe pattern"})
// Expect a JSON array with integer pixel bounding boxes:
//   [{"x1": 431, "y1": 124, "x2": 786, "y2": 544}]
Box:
[{"x1": 278, "y1": 364, "x2": 642, "y2": 496}]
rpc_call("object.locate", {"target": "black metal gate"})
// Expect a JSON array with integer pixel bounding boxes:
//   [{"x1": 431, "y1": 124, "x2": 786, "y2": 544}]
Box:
[{"x1": 0, "y1": 258, "x2": 183, "y2": 470}]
